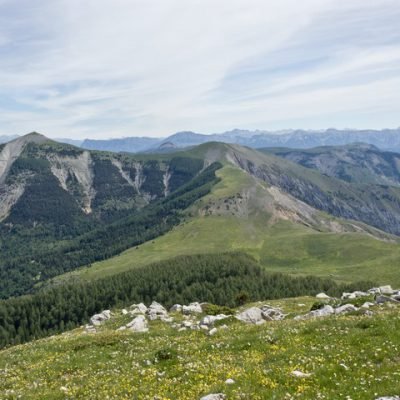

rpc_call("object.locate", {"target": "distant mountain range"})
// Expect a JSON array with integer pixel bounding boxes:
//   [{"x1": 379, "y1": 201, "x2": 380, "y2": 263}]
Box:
[
  {"x1": 3, "y1": 128, "x2": 400, "y2": 153},
  {"x1": 76, "y1": 128, "x2": 400, "y2": 153}
]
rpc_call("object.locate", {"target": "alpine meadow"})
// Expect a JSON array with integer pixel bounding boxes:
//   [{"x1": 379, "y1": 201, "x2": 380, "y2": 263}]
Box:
[{"x1": 1, "y1": 1, "x2": 400, "y2": 399}]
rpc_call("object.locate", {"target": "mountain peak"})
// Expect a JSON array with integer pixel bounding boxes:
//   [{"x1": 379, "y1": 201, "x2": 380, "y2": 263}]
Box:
[{"x1": 23, "y1": 131, "x2": 48, "y2": 140}]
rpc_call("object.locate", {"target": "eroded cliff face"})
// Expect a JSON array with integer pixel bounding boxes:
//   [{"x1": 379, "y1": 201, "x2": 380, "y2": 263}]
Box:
[
  {"x1": 49, "y1": 151, "x2": 96, "y2": 214},
  {"x1": 221, "y1": 144, "x2": 400, "y2": 236},
  {"x1": 0, "y1": 134, "x2": 204, "y2": 223}
]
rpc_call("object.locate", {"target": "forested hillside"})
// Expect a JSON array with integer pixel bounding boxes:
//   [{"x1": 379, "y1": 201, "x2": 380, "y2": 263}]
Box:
[{"x1": 0, "y1": 252, "x2": 373, "y2": 348}]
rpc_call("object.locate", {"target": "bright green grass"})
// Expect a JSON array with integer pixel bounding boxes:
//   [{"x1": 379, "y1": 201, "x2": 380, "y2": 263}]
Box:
[
  {"x1": 1, "y1": 298, "x2": 400, "y2": 399},
  {"x1": 56, "y1": 165, "x2": 400, "y2": 287}
]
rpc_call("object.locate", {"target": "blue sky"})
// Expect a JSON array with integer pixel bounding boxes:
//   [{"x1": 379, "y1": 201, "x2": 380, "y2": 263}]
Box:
[{"x1": 0, "y1": 0, "x2": 399, "y2": 139}]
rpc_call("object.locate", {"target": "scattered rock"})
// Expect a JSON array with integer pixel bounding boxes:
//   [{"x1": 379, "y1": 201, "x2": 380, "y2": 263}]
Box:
[
  {"x1": 90, "y1": 310, "x2": 111, "y2": 326},
  {"x1": 225, "y1": 378, "x2": 235, "y2": 384},
  {"x1": 116, "y1": 326, "x2": 126, "y2": 331},
  {"x1": 375, "y1": 397, "x2": 400, "y2": 400},
  {"x1": 316, "y1": 292, "x2": 330, "y2": 299},
  {"x1": 84, "y1": 324, "x2": 96, "y2": 333},
  {"x1": 146, "y1": 301, "x2": 169, "y2": 321},
  {"x1": 342, "y1": 291, "x2": 368, "y2": 300},
  {"x1": 376, "y1": 295, "x2": 399, "y2": 304},
  {"x1": 291, "y1": 370, "x2": 312, "y2": 378},
  {"x1": 200, "y1": 394, "x2": 226, "y2": 400},
  {"x1": 209, "y1": 327, "x2": 218, "y2": 336},
  {"x1": 170, "y1": 304, "x2": 183, "y2": 312},
  {"x1": 182, "y1": 302, "x2": 203, "y2": 314},
  {"x1": 122, "y1": 309, "x2": 128, "y2": 315},
  {"x1": 201, "y1": 314, "x2": 228, "y2": 327},
  {"x1": 130, "y1": 303, "x2": 148, "y2": 315},
  {"x1": 261, "y1": 305, "x2": 286, "y2": 321},
  {"x1": 126, "y1": 315, "x2": 148, "y2": 333},
  {"x1": 236, "y1": 305, "x2": 285, "y2": 324},
  {"x1": 296, "y1": 305, "x2": 334, "y2": 320},
  {"x1": 335, "y1": 304, "x2": 358, "y2": 314},
  {"x1": 361, "y1": 302, "x2": 375, "y2": 309},
  {"x1": 236, "y1": 307, "x2": 265, "y2": 325},
  {"x1": 379, "y1": 285, "x2": 394, "y2": 295}
]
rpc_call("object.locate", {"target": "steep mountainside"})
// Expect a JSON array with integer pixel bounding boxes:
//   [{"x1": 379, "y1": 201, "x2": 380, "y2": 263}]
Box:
[
  {"x1": 2, "y1": 136, "x2": 400, "y2": 299},
  {"x1": 208, "y1": 143, "x2": 400, "y2": 236},
  {"x1": 0, "y1": 133, "x2": 218, "y2": 298},
  {"x1": 61, "y1": 161, "x2": 400, "y2": 288},
  {"x1": 263, "y1": 143, "x2": 400, "y2": 186}
]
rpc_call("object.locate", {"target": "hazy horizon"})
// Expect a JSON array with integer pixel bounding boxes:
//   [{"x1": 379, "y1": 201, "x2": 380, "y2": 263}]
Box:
[{"x1": 1, "y1": 0, "x2": 400, "y2": 139}]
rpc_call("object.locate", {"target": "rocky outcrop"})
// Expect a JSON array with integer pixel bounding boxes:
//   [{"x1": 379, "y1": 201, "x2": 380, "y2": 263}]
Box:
[
  {"x1": 126, "y1": 315, "x2": 148, "y2": 333},
  {"x1": 236, "y1": 305, "x2": 285, "y2": 324},
  {"x1": 129, "y1": 303, "x2": 148, "y2": 315},
  {"x1": 182, "y1": 302, "x2": 203, "y2": 315},
  {"x1": 146, "y1": 301, "x2": 171, "y2": 322},
  {"x1": 90, "y1": 310, "x2": 111, "y2": 326}
]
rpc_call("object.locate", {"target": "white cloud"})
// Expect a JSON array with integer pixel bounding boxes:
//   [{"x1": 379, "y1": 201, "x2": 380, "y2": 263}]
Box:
[{"x1": 0, "y1": 0, "x2": 399, "y2": 138}]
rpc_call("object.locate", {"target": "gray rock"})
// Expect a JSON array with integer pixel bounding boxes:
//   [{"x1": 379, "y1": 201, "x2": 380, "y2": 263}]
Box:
[
  {"x1": 90, "y1": 310, "x2": 111, "y2": 326},
  {"x1": 342, "y1": 291, "x2": 368, "y2": 300},
  {"x1": 116, "y1": 326, "x2": 127, "y2": 331},
  {"x1": 341, "y1": 292, "x2": 356, "y2": 300},
  {"x1": 236, "y1": 307, "x2": 265, "y2": 325},
  {"x1": 146, "y1": 301, "x2": 169, "y2": 321},
  {"x1": 379, "y1": 285, "x2": 394, "y2": 295},
  {"x1": 200, "y1": 314, "x2": 228, "y2": 326},
  {"x1": 200, "y1": 394, "x2": 226, "y2": 400},
  {"x1": 84, "y1": 324, "x2": 96, "y2": 333},
  {"x1": 296, "y1": 305, "x2": 334, "y2": 320},
  {"x1": 129, "y1": 303, "x2": 148, "y2": 315},
  {"x1": 225, "y1": 378, "x2": 235, "y2": 384},
  {"x1": 170, "y1": 304, "x2": 182, "y2": 312},
  {"x1": 208, "y1": 327, "x2": 218, "y2": 336},
  {"x1": 361, "y1": 302, "x2": 375, "y2": 309},
  {"x1": 375, "y1": 397, "x2": 400, "y2": 400},
  {"x1": 335, "y1": 304, "x2": 358, "y2": 314},
  {"x1": 316, "y1": 292, "x2": 330, "y2": 299},
  {"x1": 376, "y1": 295, "x2": 399, "y2": 304},
  {"x1": 121, "y1": 309, "x2": 128, "y2": 315},
  {"x1": 182, "y1": 302, "x2": 203, "y2": 314},
  {"x1": 291, "y1": 370, "x2": 312, "y2": 378},
  {"x1": 261, "y1": 305, "x2": 286, "y2": 321},
  {"x1": 126, "y1": 315, "x2": 148, "y2": 332}
]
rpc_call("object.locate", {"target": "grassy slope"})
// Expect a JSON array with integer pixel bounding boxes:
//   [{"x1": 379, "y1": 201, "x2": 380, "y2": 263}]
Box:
[
  {"x1": 1, "y1": 297, "x2": 400, "y2": 399},
  {"x1": 57, "y1": 165, "x2": 400, "y2": 286}
]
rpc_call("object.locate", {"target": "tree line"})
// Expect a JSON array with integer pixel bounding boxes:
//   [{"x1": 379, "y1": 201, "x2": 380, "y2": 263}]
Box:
[{"x1": 0, "y1": 252, "x2": 374, "y2": 348}]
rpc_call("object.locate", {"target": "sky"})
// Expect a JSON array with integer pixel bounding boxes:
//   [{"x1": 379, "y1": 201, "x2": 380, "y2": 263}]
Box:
[{"x1": 0, "y1": 0, "x2": 399, "y2": 139}]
